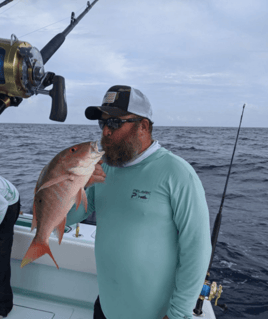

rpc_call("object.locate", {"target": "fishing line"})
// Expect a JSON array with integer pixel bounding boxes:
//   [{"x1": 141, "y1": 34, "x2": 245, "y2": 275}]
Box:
[
  {"x1": 1, "y1": 1, "x2": 86, "y2": 38},
  {"x1": 18, "y1": 4, "x2": 87, "y2": 38},
  {"x1": 0, "y1": 0, "x2": 21, "y2": 14},
  {"x1": 18, "y1": 18, "x2": 71, "y2": 38}
]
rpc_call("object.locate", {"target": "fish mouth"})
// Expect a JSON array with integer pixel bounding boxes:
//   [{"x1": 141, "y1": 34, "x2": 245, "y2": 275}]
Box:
[
  {"x1": 83, "y1": 152, "x2": 104, "y2": 164},
  {"x1": 86, "y1": 153, "x2": 101, "y2": 160}
]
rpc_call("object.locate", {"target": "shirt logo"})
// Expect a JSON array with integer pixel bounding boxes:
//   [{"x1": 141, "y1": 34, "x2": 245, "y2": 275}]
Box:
[{"x1": 131, "y1": 189, "x2": 151, "y2": 202}]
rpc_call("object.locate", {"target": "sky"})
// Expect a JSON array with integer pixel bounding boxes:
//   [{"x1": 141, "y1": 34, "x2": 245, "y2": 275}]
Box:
[{"x1": 0, "y1": 0, "x2": 267, "y2": 127}]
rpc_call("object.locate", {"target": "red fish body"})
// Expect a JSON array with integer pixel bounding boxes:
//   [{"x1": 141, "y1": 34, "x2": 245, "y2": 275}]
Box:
[{"x1": 20, "y1": 141, "x2": 104, "y2": 269}]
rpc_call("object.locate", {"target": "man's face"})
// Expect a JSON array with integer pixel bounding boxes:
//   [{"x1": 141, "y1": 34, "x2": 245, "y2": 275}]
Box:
[{"x1": 100, "y1": 114, "x2": 142, "y2": 167}]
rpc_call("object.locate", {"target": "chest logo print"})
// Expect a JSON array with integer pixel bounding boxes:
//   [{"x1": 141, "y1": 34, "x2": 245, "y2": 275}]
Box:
[{"x1": 131, "y1": 189, "x2": 151, "y2": 202}]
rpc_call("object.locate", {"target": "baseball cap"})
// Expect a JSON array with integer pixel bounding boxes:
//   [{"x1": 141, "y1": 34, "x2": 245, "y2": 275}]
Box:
[{"x1": 85, "y1": 85, "x2": 153, "y2": 121}]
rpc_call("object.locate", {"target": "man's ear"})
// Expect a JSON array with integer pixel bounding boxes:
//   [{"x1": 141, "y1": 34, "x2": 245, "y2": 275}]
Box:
[{"x1": 140, "y1": 118, "x2": 149, "y2": 132}]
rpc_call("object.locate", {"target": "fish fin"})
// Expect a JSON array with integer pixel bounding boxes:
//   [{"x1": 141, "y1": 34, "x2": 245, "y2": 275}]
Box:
[
  {"x1": 54, "y1": 217, "x2": 66, "y2": 245},
  {"x1": 82, "y1": 188, "x2": 88, "y2": 212},
  {"x1": 36, "y1": 174, "x2": 71, "y2": 194},
  {"x1": 75, "y1": 188, "x2": 82, "y2": 210},
  {"x1": 31, "y1": 202, "x2": 37, "y2": 231},
  {"x1": 20, "y1": 237, "x2": 59, "y2": 269}
]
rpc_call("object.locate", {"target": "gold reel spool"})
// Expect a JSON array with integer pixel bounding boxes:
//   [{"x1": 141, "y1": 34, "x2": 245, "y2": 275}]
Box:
[{"x1": 0, "y1": 34, "x2": 32, "y2": 98}]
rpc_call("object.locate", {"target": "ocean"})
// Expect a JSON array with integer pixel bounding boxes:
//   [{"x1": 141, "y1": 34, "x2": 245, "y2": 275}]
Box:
[{"x1": 0, "y1": 123, "x2": 267, "y2": 319}]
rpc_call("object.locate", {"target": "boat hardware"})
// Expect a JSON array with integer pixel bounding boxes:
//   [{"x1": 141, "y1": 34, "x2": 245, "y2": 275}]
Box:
[{"x1": 76, "y1": 223, "x2": 80, "y2": 237}]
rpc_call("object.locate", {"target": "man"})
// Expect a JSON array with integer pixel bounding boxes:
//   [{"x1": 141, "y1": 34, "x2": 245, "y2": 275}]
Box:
[
  {"x1": 0, "y1": 176, "x2": 21, "y2": 318},
  {"x1": 66, "y1": 85, "x2": 212, "y2": 319}
]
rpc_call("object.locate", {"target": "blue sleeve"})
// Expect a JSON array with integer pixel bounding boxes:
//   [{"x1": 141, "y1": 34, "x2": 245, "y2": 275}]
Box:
[
  {"x1": 66, "y1": 186, "x2": 95, "y2": 226},
  {"x1": 167, "y1": 173, "x2": 212, "y2": 319}
]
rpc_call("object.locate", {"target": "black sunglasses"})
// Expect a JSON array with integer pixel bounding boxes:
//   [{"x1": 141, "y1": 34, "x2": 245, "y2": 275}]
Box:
[{"x1": 98, "y1": 117, "x2": 143, "y2": 130}]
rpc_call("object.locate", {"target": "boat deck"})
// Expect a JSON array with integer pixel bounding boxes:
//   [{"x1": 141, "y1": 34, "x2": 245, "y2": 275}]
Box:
[
  {"x1": 8, "y1": 292, "x2": 93, "y2": 319},
  {"x1": 8, "y1": 290, "x2": 215, "y2": 319}
]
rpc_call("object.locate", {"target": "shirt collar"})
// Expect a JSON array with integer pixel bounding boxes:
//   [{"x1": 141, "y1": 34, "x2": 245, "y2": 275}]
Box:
[{"x1": 122, "y1": 140, "x2": 161, "y2": 167}]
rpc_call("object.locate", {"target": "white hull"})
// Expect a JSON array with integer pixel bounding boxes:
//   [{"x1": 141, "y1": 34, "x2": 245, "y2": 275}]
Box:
[{"x1": 8, "y1": 213, "x2": 216, "y2": 319}]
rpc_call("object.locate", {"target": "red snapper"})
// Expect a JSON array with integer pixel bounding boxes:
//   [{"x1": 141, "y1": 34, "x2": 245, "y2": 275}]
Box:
[{"x1": 20, "y1": 141, "x2": 104, "y2": 269}]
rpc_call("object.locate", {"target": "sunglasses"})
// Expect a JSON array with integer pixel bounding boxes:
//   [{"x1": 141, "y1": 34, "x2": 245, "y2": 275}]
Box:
[{"x1": 98, "y1": 117, "x2": 143, "y2": 130}]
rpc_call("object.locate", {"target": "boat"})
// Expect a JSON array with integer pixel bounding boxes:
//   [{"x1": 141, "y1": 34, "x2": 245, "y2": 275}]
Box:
[{"x1": 7, "y1": 212, "x2": 217, "y2": 319}]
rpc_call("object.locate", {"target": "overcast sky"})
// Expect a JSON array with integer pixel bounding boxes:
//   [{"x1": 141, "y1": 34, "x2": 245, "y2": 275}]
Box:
[{"x1": 0, "y1": 0, "x2": 267, "y2": 127}]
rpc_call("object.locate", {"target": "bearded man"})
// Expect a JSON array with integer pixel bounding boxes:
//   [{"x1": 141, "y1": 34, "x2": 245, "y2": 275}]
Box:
[{"x1": 66, "y1": 85, "x2": 212, "y2": 319}]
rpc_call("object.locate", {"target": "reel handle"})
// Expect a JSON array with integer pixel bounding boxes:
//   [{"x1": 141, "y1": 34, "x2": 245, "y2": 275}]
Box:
[
  {"x1": 48, "y1": 75, "x2": 67, "y2": 122},
  {"x1": 41, "y1": 33, "x2": 65, "y2": 65}
]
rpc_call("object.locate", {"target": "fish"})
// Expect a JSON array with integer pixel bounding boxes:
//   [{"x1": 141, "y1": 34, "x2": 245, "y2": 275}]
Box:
[{"x1": 20, "y1": 141, "x2": 104, "y2": 269}]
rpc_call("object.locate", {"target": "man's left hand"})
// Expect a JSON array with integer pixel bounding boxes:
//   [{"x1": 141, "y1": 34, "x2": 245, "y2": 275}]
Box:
[{"x1": 85, "y1": 160, "x2": 106, "y2": 187}]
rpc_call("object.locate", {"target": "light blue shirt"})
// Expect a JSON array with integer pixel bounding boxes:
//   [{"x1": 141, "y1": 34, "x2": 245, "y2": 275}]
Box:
[{"x1": 66, "y1": 147, "x2": 212, "y2": 319}]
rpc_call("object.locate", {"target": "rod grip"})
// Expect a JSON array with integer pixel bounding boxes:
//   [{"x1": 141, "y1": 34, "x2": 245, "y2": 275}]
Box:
[
  {"x1": 49, "y1": 75, "x2": 67, "y2": 122},
  {"x1": 193, "y1": 298, "x2": 204, "y2": 315},
  {"x1": 40, "y1": 33, "x2": 66, "y2": 65}
]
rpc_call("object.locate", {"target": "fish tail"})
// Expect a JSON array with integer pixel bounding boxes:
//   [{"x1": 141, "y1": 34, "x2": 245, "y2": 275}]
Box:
[{"x1": 20, "y1": 237, "x2": 59, "y2": 269}]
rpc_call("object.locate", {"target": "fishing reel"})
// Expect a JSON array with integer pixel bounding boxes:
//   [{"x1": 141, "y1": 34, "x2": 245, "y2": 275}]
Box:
[
  {"x1": 199, "y1": 280, "x2": 223, "y2": 305},
  {"x1": 193, "y1": 274, "x2": 227, "y2": 316},
  {"x1": 0, "y1": 34, "x2": 67, "y2": 122},
  {"x1": 0, "y1": 1, "x2": 99, "y2": 122}
]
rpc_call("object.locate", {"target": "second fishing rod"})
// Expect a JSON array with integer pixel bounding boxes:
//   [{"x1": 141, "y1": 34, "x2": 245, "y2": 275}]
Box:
[{"x1": 193, "y1": 104, "x2": 246, "y2": 316}]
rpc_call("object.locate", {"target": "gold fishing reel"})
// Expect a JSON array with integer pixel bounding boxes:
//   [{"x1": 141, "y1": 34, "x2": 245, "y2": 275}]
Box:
[
  {"x1": 0, "y1": 34, "x2": 44, "y2": 98},
  {"x1": 1, "y1": 1, "x2": 100, "y2": 122},
  {"x1": 199, "y1": 280, "x2": 223, "y2": 306},
  {"x1": 194, "y1": 278, "x2": 226, "y2": 316},
  {"x1": 0, "y1": 34, "x2": 66, "y2": 121}
]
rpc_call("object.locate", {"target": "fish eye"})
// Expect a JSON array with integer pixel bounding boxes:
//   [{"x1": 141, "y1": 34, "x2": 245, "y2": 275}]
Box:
[{"x1": 70, "y1": 147, "x2": 77, "y2": 153}]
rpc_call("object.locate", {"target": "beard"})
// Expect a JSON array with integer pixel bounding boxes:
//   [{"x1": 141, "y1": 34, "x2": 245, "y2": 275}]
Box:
[{"x1": 101, "y1": 125, "x2": 142, "y2": 167}]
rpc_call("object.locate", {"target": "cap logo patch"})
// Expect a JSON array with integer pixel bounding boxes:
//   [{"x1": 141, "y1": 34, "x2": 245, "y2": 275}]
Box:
[{"x1": 103, "y1": 92, "x2": 117, "y2": 104}]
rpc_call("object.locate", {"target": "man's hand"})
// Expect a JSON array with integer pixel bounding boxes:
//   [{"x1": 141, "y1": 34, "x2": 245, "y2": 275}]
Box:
[{"x1": 85, "y1": 160, "x2": 106, "y2": 187}]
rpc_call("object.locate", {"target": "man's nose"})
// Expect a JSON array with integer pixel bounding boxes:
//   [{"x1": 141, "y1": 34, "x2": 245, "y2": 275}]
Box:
[{"x1": 102, "y1": 125, "x2": 112, "y2": 136}]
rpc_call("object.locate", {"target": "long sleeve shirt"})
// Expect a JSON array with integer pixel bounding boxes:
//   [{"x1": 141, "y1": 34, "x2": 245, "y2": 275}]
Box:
[
  {"x1": 0, "y1": 176, "x2": 20, "y2": 225},
  {"x1": 66, "y1": 147, "x2": 212, "y2": 319}
]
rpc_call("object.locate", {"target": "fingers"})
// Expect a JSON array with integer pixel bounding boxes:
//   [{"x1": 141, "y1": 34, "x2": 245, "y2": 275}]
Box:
[
  {"x1": 91, "y1": 175, "x2": 106, "y2": 184},
  {"x1": 85, "y1": 163, "x2": 106, "y2": 187},
  {"x1": 94, "y1": 163, "x2": 105, "y2": 175},
  {"x1": 85, "y1": 175, "x2": 105, "y2": 188}
]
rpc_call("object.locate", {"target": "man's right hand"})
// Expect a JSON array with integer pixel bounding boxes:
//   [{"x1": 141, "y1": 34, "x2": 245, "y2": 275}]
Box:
[{"x1": 85, "y1": 160, "x2": 106, "y2": 187}]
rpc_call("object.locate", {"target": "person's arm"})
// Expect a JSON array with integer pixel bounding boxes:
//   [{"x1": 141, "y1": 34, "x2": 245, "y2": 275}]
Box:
[
  {"x1": 166, "y1": 173, "x2": 212, "y2": 319},
  {"x1": 0, "y1": 193, "x2": 9, "y2": 224}
]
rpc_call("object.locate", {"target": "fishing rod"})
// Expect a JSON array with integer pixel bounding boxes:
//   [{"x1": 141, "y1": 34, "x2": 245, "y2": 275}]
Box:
[
  {"x1": 0, "y1": 1, "x2": 99, "y2": 121},
  {"x1": 193, "y1": 104, "x2": 246, "y2": 316},
  {"x1": 0, "y1": 0, "x2": 13, "y2": 9},
  {"x1": 41, "y1": 0, "x2": 99, "y2": 65}
]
